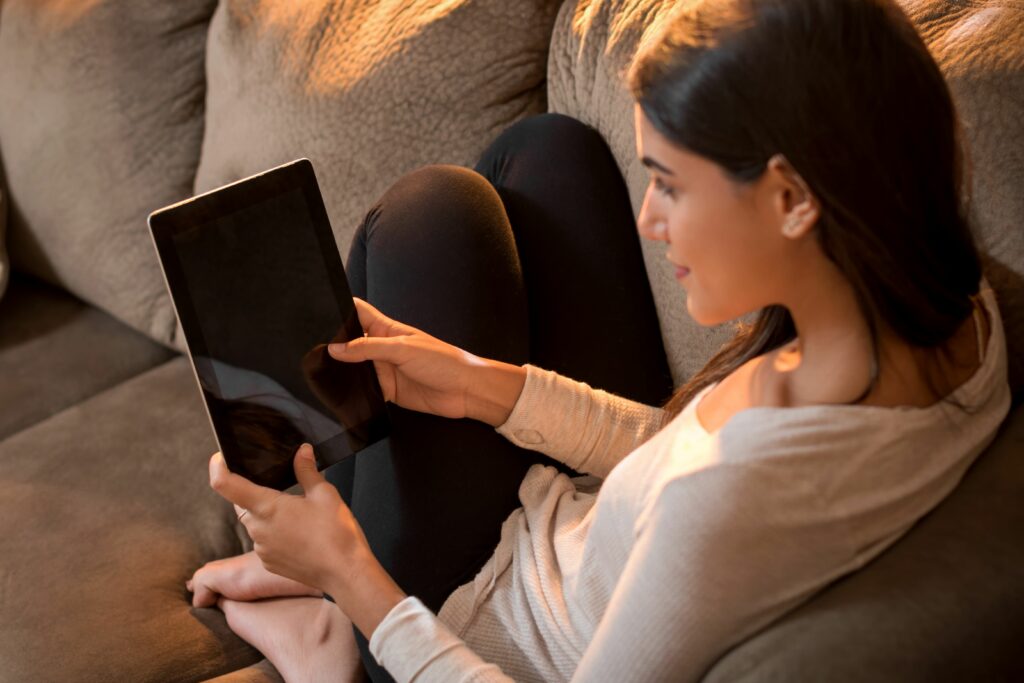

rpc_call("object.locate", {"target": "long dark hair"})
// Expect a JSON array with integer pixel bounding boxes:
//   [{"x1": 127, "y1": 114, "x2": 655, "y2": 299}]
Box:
[{"x1": 626, "y1": 0, "x2": 984, "y2": 421}]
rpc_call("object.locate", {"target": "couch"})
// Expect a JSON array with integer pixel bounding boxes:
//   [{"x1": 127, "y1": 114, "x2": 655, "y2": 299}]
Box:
[{"x1": 0, "y1": 0, "x2": 1021, "y2": 681}]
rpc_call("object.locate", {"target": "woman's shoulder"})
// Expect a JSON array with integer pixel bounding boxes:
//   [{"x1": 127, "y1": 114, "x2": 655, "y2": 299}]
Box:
[
  {"x1": 698, "y1": 278, "x2": 1007, "y2": 437},
  {"x1": 709, "y1": 300, "x2": 1008, "y2": 478}
]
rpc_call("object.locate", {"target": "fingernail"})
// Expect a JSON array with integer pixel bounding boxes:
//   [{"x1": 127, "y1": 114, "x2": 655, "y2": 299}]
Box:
[
  {"x1": 328, "y1": 343, "x2": 346, "y2": 354},
  {"x1": 300, "y1": 443, "x2": 315, "y2": 459}
]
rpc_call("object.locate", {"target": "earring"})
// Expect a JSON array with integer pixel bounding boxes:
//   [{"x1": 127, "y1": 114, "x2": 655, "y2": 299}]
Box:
[{"x1": 782, "y1": 215, "x2": 801, "y2": 236}]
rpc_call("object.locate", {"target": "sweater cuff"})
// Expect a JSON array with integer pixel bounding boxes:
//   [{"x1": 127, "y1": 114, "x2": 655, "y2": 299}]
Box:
[
  {"x1": 369, "y1": 595, "x2": 510, "y2": 682},
  {"x1": 495, "y1": 364, "x2": 564, "y2": 449}
]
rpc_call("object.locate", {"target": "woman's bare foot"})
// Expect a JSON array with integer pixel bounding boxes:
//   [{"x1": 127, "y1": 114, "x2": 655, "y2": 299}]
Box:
[
  {"x1": 219, "y1": 596, "x2": 367, "y2": 683},
  {"x1": 187, "y1": 551, "x2": 322, "y2": 608}
]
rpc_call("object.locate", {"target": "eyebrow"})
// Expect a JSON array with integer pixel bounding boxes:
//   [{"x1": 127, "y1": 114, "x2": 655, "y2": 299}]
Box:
[{"x1": 640, "y1": 156, "x2": 675, "y2": 176}]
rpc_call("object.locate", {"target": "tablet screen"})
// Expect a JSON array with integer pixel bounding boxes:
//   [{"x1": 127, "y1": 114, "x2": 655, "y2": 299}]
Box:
[{"x1": 149, "y1": 159, "x2": 389, "y2": 490}]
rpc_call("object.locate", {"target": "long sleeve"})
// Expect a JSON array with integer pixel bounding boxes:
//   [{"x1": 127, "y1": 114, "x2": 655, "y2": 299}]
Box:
[
  {"x1": 494, "y1": 364, "x2": 666, "y2": 479},
  {"x1": 370, "y1": 596, "x2": 516, "y2": 682}
]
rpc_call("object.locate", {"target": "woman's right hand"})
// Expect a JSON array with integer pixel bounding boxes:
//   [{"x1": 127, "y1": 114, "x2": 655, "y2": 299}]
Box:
[{"x1": 328, "y1": 298, "x2": 526, "y2": 427}]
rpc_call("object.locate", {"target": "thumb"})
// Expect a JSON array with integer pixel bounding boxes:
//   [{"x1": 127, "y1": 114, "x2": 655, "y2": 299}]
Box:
[
  {"x1": 293, "y1": 443, "x2": 323, "y2": 493},
  {"x1": 328, "y1": 335, "x2": 406, "y2": 363}
]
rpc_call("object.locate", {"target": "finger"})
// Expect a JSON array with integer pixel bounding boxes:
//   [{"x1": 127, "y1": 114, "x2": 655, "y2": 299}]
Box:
[
  {"x1": 209, "y1": 452, "x2": 273, "y2": 512},
  {"x1": 293, "y1": 443, "x2": 325, "y2": 493},
  {"x1": 187, "y1": 568, "x2": 216, "y2": 607},
  {"x1": 351, "y1": 297, "x2": 392, "y2": 334},
  {"x1": 193, "y1": 582, "x2": 218, "y2": 608},
  {"x1": 327, "y1": 335, "x2": 410, "y2": 363},
  {"x1": 352, "y1": 297, "x2": 418, "y2": 337}
]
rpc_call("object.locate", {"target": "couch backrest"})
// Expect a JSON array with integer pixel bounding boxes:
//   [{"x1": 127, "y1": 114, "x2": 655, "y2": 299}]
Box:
[
  {"x1": 0, "y1": 0, "x2": 564, "y2": 352},
  {"x1": 0, "y1": 0, "x2": 218, "y2": 343},
  {"x1": 185, "y1": 0, "x2": 564, "y2": 350},
  {"x1": 547, "y1": 0, "x2": 1024, "y2": 397}
]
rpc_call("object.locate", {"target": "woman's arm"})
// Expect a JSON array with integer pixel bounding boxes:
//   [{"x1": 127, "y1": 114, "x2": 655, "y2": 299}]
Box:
[
  {"x1": 493, "y1": 364, "x2": 666, "y2": 479},
  {"x1": 328, "y1": 298, "x2": 536, "y2": 423},
  {"x1": 369, "y1": 595, "x2": 517, "y2": 682},
  {"x1": 461, "y1": 358, "x2": 528, "y2": 427},
  {"x1": 330, "y1": 299, "x2": 666, "y2": 478}
]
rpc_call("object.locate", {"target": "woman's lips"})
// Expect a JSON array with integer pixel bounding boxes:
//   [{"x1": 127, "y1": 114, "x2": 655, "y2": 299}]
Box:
[{"x1": 675, "y1": 266, "x2": 690, "y2": 279}]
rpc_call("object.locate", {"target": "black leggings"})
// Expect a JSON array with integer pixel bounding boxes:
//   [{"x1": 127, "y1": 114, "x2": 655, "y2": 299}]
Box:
[{"x1": 325, "y1": 112, "x2": 674, "y2": 681}]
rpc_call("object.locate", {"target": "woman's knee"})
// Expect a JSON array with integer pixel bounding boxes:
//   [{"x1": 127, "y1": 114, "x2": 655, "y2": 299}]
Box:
[
  {"x1": 358, "y1": 163, "x2": 507, "y2": 250},
  {"x1": 347, "y1": 163, "x2": 525, "y2": 349},
  {"x1": 509, "y1": 112, "x2": 604, "y2": 145},
  {"x1": 475, "y1": 112, "x2": 609, "y2": 174}
]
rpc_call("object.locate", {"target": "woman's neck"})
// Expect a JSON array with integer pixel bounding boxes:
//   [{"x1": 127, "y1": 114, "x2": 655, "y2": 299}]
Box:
[
  {"x1": 772, "y1": 267, "x2": 985, "y2": 410},
  {"x1": 772, "y1": 266, "x2": 876, "y2": 407}
]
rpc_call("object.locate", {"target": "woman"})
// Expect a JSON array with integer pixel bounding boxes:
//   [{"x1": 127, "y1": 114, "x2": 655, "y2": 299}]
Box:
[{"x1": 188, "y1": 0, "x2": 1012, "y2": 681}]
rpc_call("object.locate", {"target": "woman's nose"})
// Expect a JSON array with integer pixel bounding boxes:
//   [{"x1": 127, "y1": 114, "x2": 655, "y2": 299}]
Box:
[
  {"x1": 636, "y1": 194, "x2": 668, "y2": 242},
  {"x1": 637, "y1": 213, "x2": 668, "y2": 242}
]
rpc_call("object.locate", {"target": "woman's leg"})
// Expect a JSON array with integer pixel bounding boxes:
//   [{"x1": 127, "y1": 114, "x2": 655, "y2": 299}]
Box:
[
  {"x1": 473, "y1": 112, "x2": 674, "y2": 404},
  {"x1": 339, "y1": 163, "x2": 566, "y2": 681},
  {"x1": 335, "y1": 113, "x2": 672, "y2": 682}
]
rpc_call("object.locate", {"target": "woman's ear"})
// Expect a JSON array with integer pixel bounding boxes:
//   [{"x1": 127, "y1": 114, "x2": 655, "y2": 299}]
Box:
[{"x1": 767, "y1": 154, "x2": 819, "y2": 239}]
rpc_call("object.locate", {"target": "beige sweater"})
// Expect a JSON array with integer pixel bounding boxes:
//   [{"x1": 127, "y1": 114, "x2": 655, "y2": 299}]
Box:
[{"x1": 369, "y1": 282, "x2": 1011, "y2": 682}]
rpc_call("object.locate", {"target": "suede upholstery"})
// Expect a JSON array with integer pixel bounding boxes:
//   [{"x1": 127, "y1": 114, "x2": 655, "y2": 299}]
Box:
[
  {"x1": 546, "y1": 0, "x2": 1024, "y2": 394},
  {"x1": 899, "y1": 0, "x2": 1024, "y2": 395},
  {"x1": 0, "y1": 1, "x2": 1021, "y2": 681},
  {"x1": 546, "y1": 0, "x2": 740, "y2": 386},
  {"x1": 0, "y1": 358, "x2": 256, "y2": 682},
  {"x1": 0, "y1": 273, "x2": 174, "y2": 440},
  {"x1": 186, "y1": 0, "x2": 563, "y2": 352},
  {"x1": 0, "y1": 0, "x2": 217, "y2": 344},
  {"x1": 205, "y1": 659, "x2": 284, "y2": 683}
]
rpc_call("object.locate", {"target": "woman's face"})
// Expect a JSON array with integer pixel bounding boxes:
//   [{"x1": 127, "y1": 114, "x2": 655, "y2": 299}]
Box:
[{"x1": 633, "y1": 104, "x2": 795, "y2": 326}]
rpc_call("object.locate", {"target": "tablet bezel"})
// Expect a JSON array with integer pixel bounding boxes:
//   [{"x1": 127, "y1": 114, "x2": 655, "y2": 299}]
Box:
[{"x1": 147, "y1": 158, "x2": 389, "y2": 490}]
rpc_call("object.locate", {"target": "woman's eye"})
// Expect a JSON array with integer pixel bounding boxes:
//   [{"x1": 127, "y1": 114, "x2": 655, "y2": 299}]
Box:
[{"x1": 652, "y1": 177, "x2": 675, "y2": 198}]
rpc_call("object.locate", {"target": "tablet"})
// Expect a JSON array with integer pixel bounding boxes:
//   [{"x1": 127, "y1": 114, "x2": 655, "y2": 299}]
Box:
[{"x1": 148, "y1": 158, "x2": 390, "y2": 491}]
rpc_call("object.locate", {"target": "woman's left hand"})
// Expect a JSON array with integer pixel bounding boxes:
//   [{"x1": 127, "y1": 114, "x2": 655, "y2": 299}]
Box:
[{"x1": 208, "y1": 444, "x2": 407, "y2": 637}]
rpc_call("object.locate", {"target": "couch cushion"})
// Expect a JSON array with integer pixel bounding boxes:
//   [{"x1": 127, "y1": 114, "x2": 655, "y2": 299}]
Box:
[
  {"x1": 703, "y1": 398, "x2": 1024, "y2": 682},
  {"x1": 0, "y1": 0, "x2": 217, "y2": 345},
  {"x1": 0, "y1": 357, "x2": 262, "y2": 682},
  {"x1": 190, "y1": 0, "x2": 563, "y2": 351},
  {"x1": 547, "y1": 0, "x2": 1024, "y2": 395},
  {"x1": 0, "y1": 272, "x2": 175, "y2": 440},
  {"x1": 205, "y1": 659, "x2": 283, "y2": 683}
]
